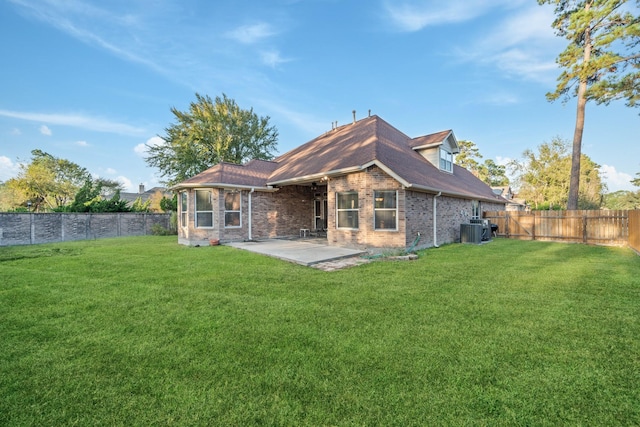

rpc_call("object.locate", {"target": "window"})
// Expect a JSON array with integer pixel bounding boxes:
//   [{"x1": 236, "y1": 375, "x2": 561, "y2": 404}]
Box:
[
  {"x1": 440, "y1": 148, "x2": 453, "y2": 172},
  {"x1": 336, "y1": 192, "x2": 359, "y2": 229},
  {"x1": 180, "y1": 191, "x2": 188, "y2": 228},
  {"x1": 374, "y1": 190, "x2": 397, "y2": 230},
  {"x1": 195, "y1": 190, "x2": 213, "y2": 228},
  {"x1": 224, "y1": 191, "x2": 241, "y2": 227},
  {"x1": 472, "y1": 200, "x2": 480, "y2": 219}
]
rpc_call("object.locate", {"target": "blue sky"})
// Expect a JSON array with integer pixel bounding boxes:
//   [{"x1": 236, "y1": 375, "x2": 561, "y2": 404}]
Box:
[{"x1": 0, "y1": 0, "x2": 638, "y2": 193}]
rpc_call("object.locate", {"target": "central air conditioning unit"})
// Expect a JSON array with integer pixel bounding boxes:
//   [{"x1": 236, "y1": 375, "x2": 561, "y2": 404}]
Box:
[
  {"x1": 469, "y1": 218, "x2": 491, "y2": 241},
  {"x1": 460, "y1": 223, "x2": 483, "y2": 244}
]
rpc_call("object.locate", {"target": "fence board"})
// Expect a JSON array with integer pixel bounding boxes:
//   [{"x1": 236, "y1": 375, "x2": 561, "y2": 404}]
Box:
[
  {"x1": 483, "y1": 210, "x2": 632, "y2": 247},
  {"x1": 630, "y1": 210, "x2": 640, "y2": 254}
]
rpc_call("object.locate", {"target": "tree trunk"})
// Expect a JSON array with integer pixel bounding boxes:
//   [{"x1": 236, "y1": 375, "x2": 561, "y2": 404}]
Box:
[
  {"x1": 568, "y1": 81, "x2": 587, "y2": 210},
  {"x1": 567, "y1": 2, "x2": 592, "y2": 211}
]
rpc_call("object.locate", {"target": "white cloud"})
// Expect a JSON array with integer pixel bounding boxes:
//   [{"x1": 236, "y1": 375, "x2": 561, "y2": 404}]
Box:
[
  {"x1": 495, "y1": 156, "x2": 513, "y2": 166},
  {"x1": 226, "y1": 23, "x2": 277, "y2": 44},
  {"x1": 0, "y1": 156, "x2": 20, "y2": 181},
  {"x1": 0, "y1": 109, "x2": 145, "y2": 135},
  {"x1": 452, "y1": 4, "x2": 562, "y2": 84},
  {"x1": 105, "y1": 167, "x2": 117, "y2": 175},
  {"x1": 116, "y1": 175, "x2": 134, "y2": 192},
  {"x1": 76, "y1": 140, "x2": 89, "y2": 147},
  {"x1": 39, "y1": 125, "x2": 52, "y2": 136},
  {"x1": 601, "y1": 164, "x2": 635, "y2": 192},
  {"x1": 135, "y1": 135, "x2": 165, "y2": 157},
  {"x1": 383, "y1": 0, "x2": 527, "y2": 32},
  {"x1": 260, "y1": 50, "x2": 292, "y2": 68},
  {"x1": 10, "y1": 128, "x2": 21, "y2": 135}
]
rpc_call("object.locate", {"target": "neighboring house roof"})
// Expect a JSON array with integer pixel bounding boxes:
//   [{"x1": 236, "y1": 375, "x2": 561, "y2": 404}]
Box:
[
  {"x1": 119, "y1": 186, "x2": 171, "y2": 203},
  {"x1": 173, "y1": 115, "x2": 506, "y2": 204}
]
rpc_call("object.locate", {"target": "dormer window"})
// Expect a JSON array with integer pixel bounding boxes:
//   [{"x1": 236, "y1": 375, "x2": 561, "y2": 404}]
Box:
[{"x1": 440, "y1": 148, "x2": 453, "y2": 172}]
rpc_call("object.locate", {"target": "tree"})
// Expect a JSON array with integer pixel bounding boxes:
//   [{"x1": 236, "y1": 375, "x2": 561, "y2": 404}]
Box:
[
  {"x1": 60, "y1": 178, "x2": 133, "y2": 212},
  {"x1": 455, "y1": 139, "x2": 510, "y2": 187},
  {"x1": 146, "y1": 93, "x2": 279, "y2": 186},
  {"x1": 455, "y1": 140, "x2": 483, "y2": 172},
  {"x1": 6, "y1": 149, "x2": 91, "y2": 211},
  {"x1": 509, "y1": 137, "x2": 605, "y2": 209},
  {"x1": 539, "y1": 0, "x2": 639, "y2": 209},
  {"x1": 632, "y1": 170, "x2": 640, "y2": 187},
  {"x1": 476, "y1": 159, "x2": 510, "y2": 187},
  {"x1": 602, "y1": 190, "x2": 640, "y2": 209}
]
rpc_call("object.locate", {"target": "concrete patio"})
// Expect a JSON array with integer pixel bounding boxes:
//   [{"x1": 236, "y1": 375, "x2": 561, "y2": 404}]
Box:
[{"x1": 225, "y1": 238, "x2": 367, "y2": 267}]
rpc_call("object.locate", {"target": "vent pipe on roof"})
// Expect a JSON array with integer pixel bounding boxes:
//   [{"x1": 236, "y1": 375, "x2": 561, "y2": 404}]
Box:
[
  {"x1": 352, "y1": 110, "x2": 356, "y2": 124},
  {"x1": 368, "y1": 109, "x2": 371, "y2": 117}
]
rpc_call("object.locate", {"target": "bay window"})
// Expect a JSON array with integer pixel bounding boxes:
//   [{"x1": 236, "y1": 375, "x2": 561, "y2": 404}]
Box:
[{"x1": 195, "y1": 190, "x2": 213, "y2": 228}]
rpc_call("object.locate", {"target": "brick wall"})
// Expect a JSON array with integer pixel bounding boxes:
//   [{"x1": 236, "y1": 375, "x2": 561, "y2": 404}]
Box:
[
  {"x1": 328, "y1": 167, "x2": 406, "y2": 249},
  {"x1": 175, "y1": 173, "x2": 506, "y2": 249},
  {"x1": 403, "y1": 191, "x2": 506, "y2": 249},
  {"x1": 0, "y1": 213, "x2": 171, "y2": 246},
  {"x1": 178, "y1": 186, "x2": 315, "y2": 245}
]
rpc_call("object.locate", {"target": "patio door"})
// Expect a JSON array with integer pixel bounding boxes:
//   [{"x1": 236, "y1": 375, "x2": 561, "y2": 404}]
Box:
[{"x1": 314, "y1": 197, "x2": 328, "y2": 231}]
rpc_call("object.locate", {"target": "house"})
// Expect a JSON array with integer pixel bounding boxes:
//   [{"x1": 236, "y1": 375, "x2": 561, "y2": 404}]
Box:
[
  {"x1": 171, "y1": 115, "x2": 506, "y2": 250},
  {"x1": 119, "y1": 184, "x2": 173, "y2": 211},
  {"x1": 492, "y1": 186, "x2": 528, "y2": 211}
]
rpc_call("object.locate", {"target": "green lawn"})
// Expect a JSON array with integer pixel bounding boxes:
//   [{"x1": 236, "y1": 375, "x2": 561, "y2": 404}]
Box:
[{"x1": 1, "y1": 237, "x2": 639, "y2": 426}]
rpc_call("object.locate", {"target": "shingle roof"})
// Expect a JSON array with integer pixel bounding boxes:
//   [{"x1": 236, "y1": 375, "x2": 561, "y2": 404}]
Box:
[
  {"x1": 177, "y1": 159, "x2": 279, "y2": 188},
  {"x1": 173, "y1": 115, "x2": 505, "y2": 204}
]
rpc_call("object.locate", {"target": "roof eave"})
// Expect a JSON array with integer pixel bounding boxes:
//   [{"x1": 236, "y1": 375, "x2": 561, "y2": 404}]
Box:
[
  {"x1": 267, "y1": 165, "x2": 364, "y2": 186},
  {"x1": 170, "y1": 183, "x2": 278, "y2": 192},
  {"x1": 405, "y1": 183, "x2": 507, "y2": 204}
]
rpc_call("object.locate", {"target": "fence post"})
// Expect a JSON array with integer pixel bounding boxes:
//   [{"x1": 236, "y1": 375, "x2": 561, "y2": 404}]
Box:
[
  {"x1": 583, "y1": 215, "x2": 587, "y2": 244},
  {"x1": 505, "y1": 213, "x2": 510, "y2": 238},
  {"x1": 532, "y1": 212, "x2": 536, "y2": 241},
  {"x1": 30, "y1": 213, "x2": 34, "y2": 245}
]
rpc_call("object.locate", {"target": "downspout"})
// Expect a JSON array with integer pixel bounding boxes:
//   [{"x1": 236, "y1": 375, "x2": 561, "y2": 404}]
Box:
[
  {"x1": 248, "y1": 188, "x2": 254, "y2": 241},
  {"x1": 433, "y1": 192, "x2": 441, "y2": 248}
]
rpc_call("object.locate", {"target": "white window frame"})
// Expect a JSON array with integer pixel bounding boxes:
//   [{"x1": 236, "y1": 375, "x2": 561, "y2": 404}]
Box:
[
  {"x1": 374, "y1": 190, "x2": 398, "y2": 231},
  {"x1": 224, "y1": 191, "x2": 242, "y2": 228},
  {"x1": 195, "y1": 189, "x2": 214, "y2": 228},
  {"x1": 440, "y1": 148, "x2": 453, "y2": 172},
  {"x1": 336, "y1": 191, "x2": 359, "y2": 229},
  {"x1": 180, "y1": 191, "x2": 188, "y2": 228},
  {"x1": 472, "y1": 200, "x2": 480, "y2": 219}
]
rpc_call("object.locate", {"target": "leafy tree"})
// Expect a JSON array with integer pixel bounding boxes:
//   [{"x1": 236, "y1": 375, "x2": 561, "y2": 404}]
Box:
[
  {"x1": 538, "y1": 0, "x2": 639, "y2": 209},
  {"x1": 632, "y1": 170, "x2": 640, "y2": 187},
  {"x1": 160, "y1": 194, "x2": 178, "y2": 212},
  {"x1": 509, "y1": 137, "x2": 605, "y2": 209},
  {"x1": 602, "y1": 190, "x2": 640, "y2": 209},
  {"x1": 130, "y1": 197, "x2": 151, "y2": 213},
  {"x1": 146, "y1": 93, "x2": 279, "y2": 186},
  {"x1": 455, "y1": 140, "x2": 483, "y2": 172},
  {"x1": 60, "y1": 179, "x2": 132, "y2": 213},
  {"x1": 0, "y1": 181, "x2": 22, "y2": 211},
  {"x1": 6, "y1": 149, "x2": 91, "y2": 211},
  {"x1": 477, "y1": 159, "x2": 510, "y2": 187},
  {"x1": 455, "y1": 139, "x2": 509, "y2": 186}
]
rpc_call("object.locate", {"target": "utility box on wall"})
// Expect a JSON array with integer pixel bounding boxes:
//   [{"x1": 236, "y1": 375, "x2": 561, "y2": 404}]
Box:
[{"x1": 460, "y1": 223, "x2": 483, "y2": 244}]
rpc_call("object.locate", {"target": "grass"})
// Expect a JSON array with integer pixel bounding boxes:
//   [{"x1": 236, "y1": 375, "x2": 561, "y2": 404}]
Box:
[{"x1": 1, "y1": 237, "x2": 639, "y2": 426}]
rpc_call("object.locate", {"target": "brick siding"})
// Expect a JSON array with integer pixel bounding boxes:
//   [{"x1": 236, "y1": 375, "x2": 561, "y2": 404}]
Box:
[{"x1": 177, "y1": 168, "x2": 506, "y2": 249}]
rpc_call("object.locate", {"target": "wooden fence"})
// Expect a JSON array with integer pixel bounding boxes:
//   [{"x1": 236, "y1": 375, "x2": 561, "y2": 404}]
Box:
[
  {"x1": 483, "y1": 210, "x2": 633, "y2": 247},
  {"x1": 629, "y1": 210, "x2": 640, "y2": 254}
]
